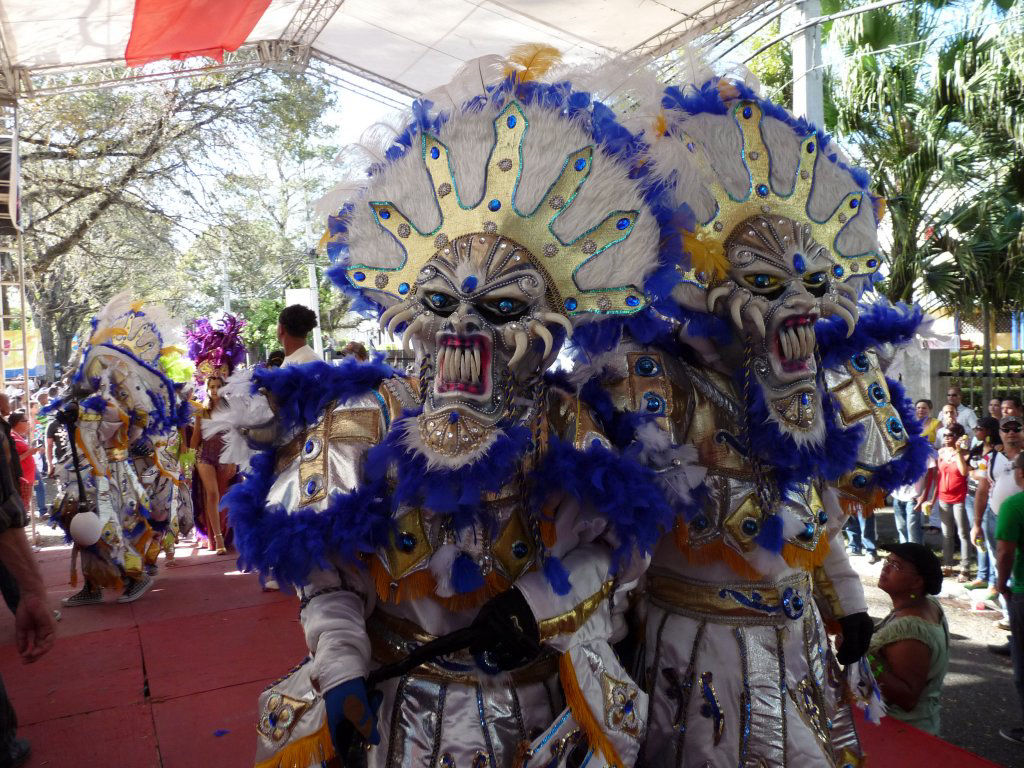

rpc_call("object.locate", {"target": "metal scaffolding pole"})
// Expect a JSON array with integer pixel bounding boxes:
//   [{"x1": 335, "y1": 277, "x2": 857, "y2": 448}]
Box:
[{"x1": 785, "y1": 0, "x2": 824, "y2": 126}]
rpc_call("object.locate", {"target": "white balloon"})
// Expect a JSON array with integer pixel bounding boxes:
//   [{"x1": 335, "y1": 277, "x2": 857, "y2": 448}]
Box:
[{"x1": 69, "y1": 512, "x2": 103, "y2": 546}]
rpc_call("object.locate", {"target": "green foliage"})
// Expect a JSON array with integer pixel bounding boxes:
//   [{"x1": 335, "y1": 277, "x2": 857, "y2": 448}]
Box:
[
  {"x1": 241, "y1": 298, "x2": 285, "y2": 360},
  {"x1": 747, "y1": 19, "x2": 793, "y2": 106}
]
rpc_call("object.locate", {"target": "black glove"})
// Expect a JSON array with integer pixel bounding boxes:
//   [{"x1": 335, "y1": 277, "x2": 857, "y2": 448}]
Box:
[
  {"x1": 469, "y1": 588, "x2": 541, "y2": 673},
  {"x1": 836, "y1": 611, "x2": 874, "y2": 665},
  {"x1": 324, "y1": 677, "x2": 382, "y2": 761}
]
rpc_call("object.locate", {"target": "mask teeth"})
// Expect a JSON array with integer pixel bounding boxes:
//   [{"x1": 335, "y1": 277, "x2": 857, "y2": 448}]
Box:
[{"x1": 437, "y1": 341, "x2": 484, "y2": 387}]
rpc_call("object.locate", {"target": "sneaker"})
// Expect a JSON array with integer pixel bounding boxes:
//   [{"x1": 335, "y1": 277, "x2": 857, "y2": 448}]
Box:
[
  {"x1": 262, "y1": 578, "x2": 280, "y2": 592},
  {"x1": 866, "y1": 553, "x2": 881, "y2": 565},
  {"x1": 965, "y1": 579, "x2": 989, "y2": 590},
  {"x1": 116, "y1": 574, "x2": 153, "y2": 604},
  {"x1": 61, "y1": 586, "x2": 102, "y2": 607},
  {"x1": 999, "y1": 726, "x2": 1024, "y2": 743},
  {"x1": 998, "y1": 618, "x2": 1012, "y2": 631},
  {"x1": 988, "y1": 642, "x2": 1012, "y2": 657},
  {"x1": 0, "y1": 738, "x2": 31, "y2": 767}
]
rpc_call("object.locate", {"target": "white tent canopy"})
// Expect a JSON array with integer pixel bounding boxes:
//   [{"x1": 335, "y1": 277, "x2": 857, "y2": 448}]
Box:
[{"x1": 0, "y1": 0, "x2": 768, "y2": 100}]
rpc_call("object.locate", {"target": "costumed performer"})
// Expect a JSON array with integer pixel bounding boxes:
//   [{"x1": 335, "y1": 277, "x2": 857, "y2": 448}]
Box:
[
  {"x1": 187, "y1": 315, "x2": 246, "y2": 555},
  {"x1": 48, "y1": 295, "x2": 192, "y2": 606},
  {"x1": 575, "y1": 74, "x2": 932, "y2": 766},
  {"x1": 218, "y1": 47, "x2": 683, "y2": 768},
  {"x1": 131, "y1": 348, "x2": 196, "y2": 566}
]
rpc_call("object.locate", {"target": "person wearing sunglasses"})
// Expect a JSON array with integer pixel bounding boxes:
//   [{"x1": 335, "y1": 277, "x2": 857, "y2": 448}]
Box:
[{"x1": 867, "y1": 543, "x2": 949, "y2": 735}]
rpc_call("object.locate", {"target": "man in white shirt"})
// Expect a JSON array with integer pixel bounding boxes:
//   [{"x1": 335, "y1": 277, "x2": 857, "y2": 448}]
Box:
[
  {"x1": 277, "y1": 305, "x2": 321, "y2": 366},
  {"x1": 948, "y1": 385, "x2": 978, "y2": 431}
]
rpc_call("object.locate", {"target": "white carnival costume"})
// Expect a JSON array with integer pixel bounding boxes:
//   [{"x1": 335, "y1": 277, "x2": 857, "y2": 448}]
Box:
[
  {"x1": 220, "y1": 51, "x2": 683, "y2": 768},
  {"x1": 50, "y1": 295, "x2": 192, "y2": 605},
  {"x1": 578, "y1": 78, "x2": 931, "y2": 767}
]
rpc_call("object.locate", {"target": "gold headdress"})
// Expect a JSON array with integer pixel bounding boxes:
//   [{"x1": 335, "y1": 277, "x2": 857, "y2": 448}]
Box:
[
  {"x1": 343, "y1": 101, "x2": 647, "y2": 317},
  {"x1": 681, "y1": 101, "x2": 880, "y2": 287}
]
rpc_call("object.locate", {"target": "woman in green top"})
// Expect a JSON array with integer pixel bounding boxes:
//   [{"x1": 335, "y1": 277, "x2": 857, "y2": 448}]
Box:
[{"x1": 867, "y1": 542, "x2": 950, "y2": 735}]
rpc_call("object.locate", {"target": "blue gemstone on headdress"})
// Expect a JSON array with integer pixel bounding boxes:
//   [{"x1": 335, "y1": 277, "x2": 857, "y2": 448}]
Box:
[
  {"x1": 742, "y1": 106, "x2": 752, "y2": 119},
  {"x1": 807, "y1": 142, "x2": 815, "y2": 153},
  {"x1": 635, "y1": 356, "x2": 659, "y2": 376},
  {"x1": 851, "y1": 352, "x2": 870, "y2": 372},
  {"x1": 800, "y1": 392, "x2": 810, "y2": 406},
  {"x1": 398, "y1": 282, "x2": 409, "y2": 294},
  {"x1": 799, "y1": 522, "x2": 815, "y2": 540},
  {"x1": 692, "y1": 515, "x2": 709, "y2": 531},
  {"x1": 868, "y1": 382, "x2": 887, "y2": 406},
  {"x1": 511, "y1": 541, "x2": 529, "y2": 559},
  {"x1": 887, "y1": 416, "x2": 905, "y2": 438},
  {"x1": 644, "y1": 392, "x2": 664, "y2": 413},
  {"x1": 574, "y1": 157, "x2": 587, "y2": 172},
  {"x1": 741, "y1": 518, "x2": 758, "y2": 536},
  {"x1": 849, "y1": 198, "x2": 859, "y2": 209},
  {"x1": 304, "y1": 440, "x2": 315, "y2": 455},
  {"x1": 379, "y1": 209, "x2": 391, "y2": 219},
  {"x1": 448, "y1": 411, "x2": 459, "y2": 423},
  {"x1": 793, "y1": 253, "x2": 805, "y2": 273},
  {"x1": 430, "y1": 146, "x2": 440, "y2": 160},
  {"x1": 507, "y1": 115, "x2": 517, "y2": 129},
  {"x1": 818, "y1": 510, "x2": 828, "y2": 525},
  {"x1": 852, "y1": 474, "x2": 868, "y2": 488},
  {"x1": 396, "y1": 532, "x2": 417, "y2": 553},
  {"x1": 564, "y1": 298, "x2": 577, "y2": 311},
  {"x1": 832, "y1": 265, "x2": 844, "y2": 278},
  {"x1": 686, "y1": 142, "x2": 695, "y2": 152},
  {"x1": 353, "y1": 271, "x2": 365, "y2": 282},
  {"x1": 488, "y1": 199, "x2": 501, "y2": 211},
  {"x1": 867, "y1": 258, "x2": 878, "y2": 268},
  {"x1": 756, "y1": 184, "x2": 769, "y2": 197},
  {"x1": 625, "y1": 296, "x2": 640, "y2": 307},
  {"x1": 616, "y1": 217, "x2": 631, "y2": 230},
  {"x1": 462, "y1": 275, "x2": 477, "y2": 292},
  {"x1": 305, "y1": 479, "x2": 318, "y2": 496}
]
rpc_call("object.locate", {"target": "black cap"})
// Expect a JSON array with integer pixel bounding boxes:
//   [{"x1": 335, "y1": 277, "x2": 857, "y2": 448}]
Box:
[
  {"x1": 884, "y1": 542, "x2": 944, "y2": 595},
  {"x1": 977, "y1": 416, "x2": 1000, "y2": 432},
  {"x1": 1001, "y1": 415, "x2": 1022, "y2": 429}
]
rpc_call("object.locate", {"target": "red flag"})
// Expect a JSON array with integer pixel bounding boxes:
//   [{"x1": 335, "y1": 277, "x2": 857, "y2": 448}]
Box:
[{"x1": 125, "y1": 0, "x2": 272, "y2": 67}]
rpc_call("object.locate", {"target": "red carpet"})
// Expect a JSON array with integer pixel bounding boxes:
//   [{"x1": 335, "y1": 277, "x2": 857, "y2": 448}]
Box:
[{"x1": 0, "y1": 542, "x2": 1001, "y2": 767}]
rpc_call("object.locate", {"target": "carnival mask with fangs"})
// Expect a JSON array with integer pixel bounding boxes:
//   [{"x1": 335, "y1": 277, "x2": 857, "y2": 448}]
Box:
[
  {"x1": 708, "y1": 214, "x2": 859, "y2": 442},
  {"x1": 378, "y1": 232, "x2": 572, "y2": 463}
]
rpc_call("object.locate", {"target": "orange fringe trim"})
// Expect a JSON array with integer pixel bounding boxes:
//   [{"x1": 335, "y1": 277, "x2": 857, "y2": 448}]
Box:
[
  {"x1": 781, "y1": 529, "x2": 831, "y2": 571},
  {"x1": 673, "y1": 522, "x2": 763, "y2": 581},
  {"x1": 253, "y1": 717, "x2": 337, "y2": 768},
  {"x1": 538, "y1": 519, "x2": 557, "y2": 549},
  {"x1": 558, "y1": 652, "x2": 624, "y2": 768},
  {"x1": 369, "y1": 558, "x2": 509, "y2": 612}
]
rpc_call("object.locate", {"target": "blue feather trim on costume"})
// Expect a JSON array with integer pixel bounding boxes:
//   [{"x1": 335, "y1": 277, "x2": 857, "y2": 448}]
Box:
[
  {"x1": 250, "y1": 356, "x2": 399, "y2": 434},
  {"x1": 754, "y1": 513, "x2": 784, "y2": 553},
  {"x1": 81, "y1": 395, "x2": 108, "y2": 414},
  {"x1": 542, "y1": 556, "x2": 571, "y2": 596},
  {"x1": 745, "y1": 371, "x2": 864, "y2": 485},
  {"x1": 451, "y1": 552, "x2": 485, "y2": 594},
  {"x1": 529, "y1": 436, "x2": 675, "y2": 569},
  {"x1": 815, "y1": 302, "x2": 925, "y2": 370}
]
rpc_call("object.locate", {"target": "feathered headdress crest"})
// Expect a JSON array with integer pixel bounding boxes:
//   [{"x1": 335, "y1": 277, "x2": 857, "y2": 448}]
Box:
[{"x1": 186, "y1": 314, "x2": 247, "y2": 384}]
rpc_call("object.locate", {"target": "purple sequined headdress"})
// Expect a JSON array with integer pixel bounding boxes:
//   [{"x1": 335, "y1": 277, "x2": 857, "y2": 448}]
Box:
[{"x1": 186, "y1": 314, "x2": 247, "y2": 383}]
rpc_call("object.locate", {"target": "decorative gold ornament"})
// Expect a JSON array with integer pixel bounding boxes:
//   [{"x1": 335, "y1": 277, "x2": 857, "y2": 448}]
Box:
[
  {"x1": 680, "y1": 101, "x2": 880, "y2": 287},
  {"x1": 344, "y1": 101, "x2": 646, "y2": 318}
]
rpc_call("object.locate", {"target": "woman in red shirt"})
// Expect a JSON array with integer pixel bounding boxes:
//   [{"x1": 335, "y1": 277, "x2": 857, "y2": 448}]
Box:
[
  {"x1": 9, "y1": 412, "x2": 36, "y2": 514},
  {"x1": 937, "y1": 423, "x2": 971, "y2": 581}
]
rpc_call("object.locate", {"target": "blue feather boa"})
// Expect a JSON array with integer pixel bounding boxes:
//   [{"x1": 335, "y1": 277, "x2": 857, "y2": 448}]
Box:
[
  {"x1": 869, "y1": 377, "x2": 932, "y2": 491},
  {"x1": 225, "y1": 362, "x2": 672, "y2": 590},
  {"x1": 815, "y1": 302, "x2": 925, "y2": 370}
]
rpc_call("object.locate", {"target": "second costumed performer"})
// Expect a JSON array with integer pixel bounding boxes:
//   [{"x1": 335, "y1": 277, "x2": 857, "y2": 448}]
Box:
[{"x1": 222, "y1": 50, "x2": 682, "y2": 768}]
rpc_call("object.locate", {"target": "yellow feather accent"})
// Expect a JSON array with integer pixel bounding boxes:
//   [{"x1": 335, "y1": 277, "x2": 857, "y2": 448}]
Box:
[
  {"x1": 317, "y1": 229, "x2": 330, "y2": 252},
  {"x1": 681, "y1": 231, "x2": 729, "y2": 283},
  {"x1": 653, "y1": 111, "x2": 668, "y2": 137},
  {"x1": 88, "y1": 326, "x2": 130, "y2": 345},
  {"x1": 253, "y1": 717, "x2": 335, "y2": 768},
  {"x1": 874, "y1": 196, "x2": 887, "y2": 223},
  {"x1": 504, "y1": 43, "x2": 562, "y2": 83},
  {"x1": 558, "y1": 653, "x2": 624, "y2": 768},
  {"x1": 781, "y1": 530, "x2": 830, "y2": 571},
  {"x1": 673, "y1": 522, "x2": 763, "y2": 581}
]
